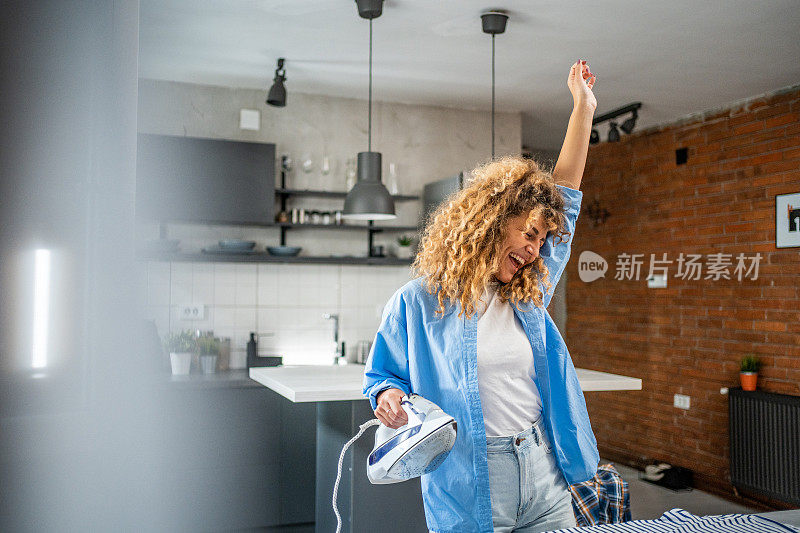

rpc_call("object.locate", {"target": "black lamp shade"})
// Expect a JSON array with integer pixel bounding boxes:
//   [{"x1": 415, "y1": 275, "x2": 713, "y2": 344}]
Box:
[
  {"x1": 266, "y1": 77, "x2": 286, "y2": 107},
  {"x1": 343, "y1": 152, "x2": 396, "y2": 220},
  {"x1": 621, "y1": 116, "x2": 636, "y2": 134},
  {"x1": 608, "y1": 122, "x2": 620, "y2": 143}
]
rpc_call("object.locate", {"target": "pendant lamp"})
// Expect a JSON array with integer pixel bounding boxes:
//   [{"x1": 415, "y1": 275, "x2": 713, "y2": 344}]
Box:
[
  {"x1": 343, "y1": 0, "x2": 396, "y2": 221},
  {"x1": 481, "y1": 11, "x2": 508, "y2": 159}
]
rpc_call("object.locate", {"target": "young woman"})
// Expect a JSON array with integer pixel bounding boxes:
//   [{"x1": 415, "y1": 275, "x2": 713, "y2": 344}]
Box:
[{"x1": 363, "y1": 60, "x2": 598, "y2": 533}]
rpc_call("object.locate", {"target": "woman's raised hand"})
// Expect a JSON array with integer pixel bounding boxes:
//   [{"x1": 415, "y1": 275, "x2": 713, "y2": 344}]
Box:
[
  {"x1": 375, "y1": 388, "x2": 409, "y2": 429},
  {"x1": 568, "y1": 60, "x2": 597, "y2": 110}
]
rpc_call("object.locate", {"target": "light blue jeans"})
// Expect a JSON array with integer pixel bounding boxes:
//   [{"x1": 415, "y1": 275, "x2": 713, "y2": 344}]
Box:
[{"x1": 485, "y1": 419, "x2": 577, "y2": 532}]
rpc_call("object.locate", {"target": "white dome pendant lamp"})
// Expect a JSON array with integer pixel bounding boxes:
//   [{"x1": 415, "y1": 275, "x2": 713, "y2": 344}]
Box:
[{"x1": 343, "y1": 0, "x2": 396, "y2": 221}]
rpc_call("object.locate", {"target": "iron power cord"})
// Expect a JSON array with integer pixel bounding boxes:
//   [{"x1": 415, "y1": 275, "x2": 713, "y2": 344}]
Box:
[{"x1": 333, "y1": 418, "x2": 381, "y2": 533}]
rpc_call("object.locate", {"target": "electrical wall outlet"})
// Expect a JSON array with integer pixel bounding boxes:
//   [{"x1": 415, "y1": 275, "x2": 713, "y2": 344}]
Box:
[
  {"x1": 647, "y1": 273, "x2": 668, "y2": 288},
  {"x1": 673, "y1": 393, "x2": 690, "y2": 410},
  {"x1": 179, "y1": 303, "x2": 206, "y2": 321}
]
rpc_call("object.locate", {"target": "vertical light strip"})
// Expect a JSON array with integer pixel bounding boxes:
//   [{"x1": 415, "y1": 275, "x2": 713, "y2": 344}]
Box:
[{"x1": 32, "y1": 249, "x2": 51, "y2": 369}]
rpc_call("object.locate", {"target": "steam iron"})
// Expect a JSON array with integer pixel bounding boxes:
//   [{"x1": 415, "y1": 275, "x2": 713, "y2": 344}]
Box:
[{"x1": 367, "y1": 394, "x2": 457, "y2": 484}]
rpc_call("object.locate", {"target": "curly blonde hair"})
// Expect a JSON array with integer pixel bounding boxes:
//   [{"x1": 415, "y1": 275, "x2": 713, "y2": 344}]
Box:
[{"x1": 412, "y1": 156, "x2": 571, "y2": 319}]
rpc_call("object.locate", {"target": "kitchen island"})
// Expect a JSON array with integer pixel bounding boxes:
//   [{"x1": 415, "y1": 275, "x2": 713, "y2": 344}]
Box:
[{"x1": 250, "y1": 364, "x2": 641, "y2": 533}]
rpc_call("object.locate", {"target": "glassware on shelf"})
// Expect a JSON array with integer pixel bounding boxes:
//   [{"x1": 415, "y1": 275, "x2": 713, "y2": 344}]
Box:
[
  {"x1": 301, "y1": 153, "x2": 314, "y2": 174},
  {"x1": 279, "y1": 154, "x2": 293, "y2": 189},
  {"x1": 281, "y1": 154, "x2": 293, "y2": 173},
  {"x1": 386, "y1": 162, "x2": 399, "y2": 195},
  {"x1": 344, "y1": 157, "x2": 357, "y2": 191}
]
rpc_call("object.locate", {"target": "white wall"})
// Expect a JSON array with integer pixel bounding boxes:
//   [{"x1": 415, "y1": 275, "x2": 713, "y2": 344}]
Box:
[{"x1": 137, "y1": 79, "x2": 522, "y2": 364}]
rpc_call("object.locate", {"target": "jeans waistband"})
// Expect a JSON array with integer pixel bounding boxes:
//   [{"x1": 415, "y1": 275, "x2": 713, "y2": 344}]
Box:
[{"x1": 486, "y1": 418, "x2": 549, "y2": 452}]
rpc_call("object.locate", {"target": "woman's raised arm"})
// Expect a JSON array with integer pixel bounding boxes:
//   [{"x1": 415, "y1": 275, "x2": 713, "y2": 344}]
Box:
[{"x1": 552, "y1": 60, "x2": 597, "y2": 191}]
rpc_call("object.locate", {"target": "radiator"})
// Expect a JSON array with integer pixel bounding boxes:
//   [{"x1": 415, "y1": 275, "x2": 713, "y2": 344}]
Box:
[{"x1": 729, "y1": 387, "x2": 800, "y2": 505}]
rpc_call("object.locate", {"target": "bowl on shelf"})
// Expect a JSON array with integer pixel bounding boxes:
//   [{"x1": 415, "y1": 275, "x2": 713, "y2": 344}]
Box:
[
  {"x1": 219, "y1": 239, "x2": 256, "y2": 251},
  {"x1": 267, "y1": 246, "x2": 302, "y2": 257}
]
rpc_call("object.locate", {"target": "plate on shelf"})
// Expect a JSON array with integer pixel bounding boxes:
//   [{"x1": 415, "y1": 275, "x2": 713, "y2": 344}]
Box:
[
  {"x1": 267, "y1": 246, "x2": 302, "y2": 257},
  {"x1": 219, "y1": 239, "x2": 256, "y2": 250},
  {"x1": 202, "y1": 247, "x2": 259, "y2": 255}
]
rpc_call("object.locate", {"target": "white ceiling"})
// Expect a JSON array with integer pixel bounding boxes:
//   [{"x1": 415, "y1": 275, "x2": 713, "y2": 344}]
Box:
[{"x1": 139, "y1": 0, "x2": 800, "y2": 150}]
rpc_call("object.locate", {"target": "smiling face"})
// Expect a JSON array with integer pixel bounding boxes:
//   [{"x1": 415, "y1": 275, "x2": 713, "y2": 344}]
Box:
[{"x1": 493, "y1": 211, "x2": 549, "y2": 284}]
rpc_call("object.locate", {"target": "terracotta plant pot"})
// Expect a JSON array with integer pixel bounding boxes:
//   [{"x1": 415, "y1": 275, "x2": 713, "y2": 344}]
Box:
[{"x1": 739, "y1": 371, "x2": 758, "y2": 391}]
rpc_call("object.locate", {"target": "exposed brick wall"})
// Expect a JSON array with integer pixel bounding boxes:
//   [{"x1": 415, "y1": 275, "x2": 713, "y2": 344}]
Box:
[{"x1": 567, "y1": 86, "x2": 800, "y2": 509}]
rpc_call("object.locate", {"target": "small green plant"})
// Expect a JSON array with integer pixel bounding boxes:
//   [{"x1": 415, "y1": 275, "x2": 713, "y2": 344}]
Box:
[
  {"x1": 197, "y1": 336, "x2": 220, "y2": 356},
  {"x1": 740, "y1": 355, "x2": 761, "y2": 373},
  {"x1": 163, "y1": 330, "x2": 196, "y2": 353},
  {"x1": 397, "y1": 235, "x2": 413, "y2": 247}
]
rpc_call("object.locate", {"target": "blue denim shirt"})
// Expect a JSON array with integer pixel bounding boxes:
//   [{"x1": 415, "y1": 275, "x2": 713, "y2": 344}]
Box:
[{"x1": 363, "y1": 185, "x2": 599, "y2": 533}]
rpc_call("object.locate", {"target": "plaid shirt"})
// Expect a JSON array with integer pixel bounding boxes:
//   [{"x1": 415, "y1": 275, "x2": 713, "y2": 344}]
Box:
[{"x1": 569, "y1": 463, "x2": 632, "y2": 527}]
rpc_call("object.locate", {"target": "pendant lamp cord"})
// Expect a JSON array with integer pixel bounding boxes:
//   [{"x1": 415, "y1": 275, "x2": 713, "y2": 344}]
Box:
[
  {"x1": 491, "y1": 33, "x2": 496, "y2": 159},
  {"x1": 368, "y1": 18, "x2": 373, "y2": 152}
]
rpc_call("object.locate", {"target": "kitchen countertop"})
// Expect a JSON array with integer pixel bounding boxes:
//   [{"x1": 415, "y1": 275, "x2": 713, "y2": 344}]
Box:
[
  {"x1": 167, "y1": 369, "x2": 263, "y2": 389},
  {"x1": 249, "y1": 365, "x2": 642, "y2": 403}
]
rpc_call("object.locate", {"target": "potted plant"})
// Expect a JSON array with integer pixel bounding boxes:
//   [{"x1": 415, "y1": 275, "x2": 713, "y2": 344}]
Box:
[
  {"x1": 395, "y1": 235, "x2": 414, "y2": 259},
  {"x1": 164, "y1": 330, "x2": 196, "y2": 375},
  {"x1": 197, "y1": 336, "x2": 220, "y2": 375},
  {"x1": 739, "y1": 355, "x2": 761, "y2": 391}
]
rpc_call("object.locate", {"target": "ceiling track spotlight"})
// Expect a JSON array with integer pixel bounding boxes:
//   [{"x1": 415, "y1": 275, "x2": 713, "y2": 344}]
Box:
[
  {"x1": 481, "y1": 10, "x2": 508, "y2": 159},
  {"x1": 621, "y1": 109, "x2": 638, "y2": 135},
  {"x1": 607, "y1": 121, "x2": 620, "y2": 143},
  {"x1": 591, "y1": 102, "x2": 642, "y2": 144},
  {"x1": 266, "y1": 58, "x2": 287, "y2": 107}
]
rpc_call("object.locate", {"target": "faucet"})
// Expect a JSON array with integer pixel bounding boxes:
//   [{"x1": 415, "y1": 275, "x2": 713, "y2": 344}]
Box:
[{"x1": 322, "y1": 313, "x2": 344, "y2": 363}]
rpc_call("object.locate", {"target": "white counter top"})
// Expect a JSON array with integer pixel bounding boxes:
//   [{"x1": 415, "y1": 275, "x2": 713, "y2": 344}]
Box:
[{"x1": 249, "y1": 365, "x2": 642, "y2": 403}]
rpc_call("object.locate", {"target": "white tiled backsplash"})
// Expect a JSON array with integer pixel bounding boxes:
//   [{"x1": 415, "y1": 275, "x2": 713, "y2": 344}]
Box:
[{"x1": 141, "y1": 261, "x2": 413, "y2": 365}]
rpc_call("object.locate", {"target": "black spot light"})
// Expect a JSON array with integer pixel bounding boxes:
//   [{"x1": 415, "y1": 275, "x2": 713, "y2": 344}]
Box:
[
  {"x1": 266, "y1": 58, "x2": 287, "y2": 107},
  {"x1": 620, "y1": 109, "x2": 638, "y2": 134},
  {"x1": 607, "y1": 122, "x2": 620, "y2": 143}
]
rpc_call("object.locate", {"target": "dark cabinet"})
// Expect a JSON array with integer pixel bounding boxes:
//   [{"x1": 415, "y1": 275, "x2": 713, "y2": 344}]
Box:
[{"x1": 136, "y1": 133, "x2": 275, "y2": 226}]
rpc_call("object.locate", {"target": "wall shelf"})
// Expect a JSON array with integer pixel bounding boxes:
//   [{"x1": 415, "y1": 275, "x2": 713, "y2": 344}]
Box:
[
  {"x1": 273, "y1": 222, "x2": 419, "y2": 233},
  {"x1": 140, "y1": 251, "x2": 413, "y2": 266},
  {"x1": 138, "y1": 165, "x2": 421, "y2": 266},
  {"x1": 275, "y1": 175, "x2": 421, "y2": 257},
  {"x1": 275, "y1": 188, "x2": 418, "y2": 202}
]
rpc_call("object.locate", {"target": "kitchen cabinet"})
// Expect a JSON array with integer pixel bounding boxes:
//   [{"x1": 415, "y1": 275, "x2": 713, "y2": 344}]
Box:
[
  {"x1": 149, "y1": 382, "x2": 316, "y2": 530},
  {"x1": 136, "y1": 133, "x2": 275, "y2": 226}
]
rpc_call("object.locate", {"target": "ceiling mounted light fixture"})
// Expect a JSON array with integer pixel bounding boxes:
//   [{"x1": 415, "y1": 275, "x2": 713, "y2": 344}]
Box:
[
  {"x1": 266, "y1": 58, "x2": 287, "y2": 107},
  {"x1": 481, "y1": 10, "x2": 508, "y2": 159},
  {"x1": 343, "y1": 0, "x2": 396, "y2": 221},
  {"x1": 590, "y1": 102, "x2": 642, "y2": 144}
]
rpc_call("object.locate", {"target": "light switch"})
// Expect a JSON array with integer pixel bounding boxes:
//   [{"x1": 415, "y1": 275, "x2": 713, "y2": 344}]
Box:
[
  {"x1": 239, "y1": 108, "x2": 261, "y2": 131},
  {"x1": 673, "y1": 394, "x2": 690, "y2": 410},
  {"x1": 647, "y1": 273, "x2": 667, "y2": 288}
]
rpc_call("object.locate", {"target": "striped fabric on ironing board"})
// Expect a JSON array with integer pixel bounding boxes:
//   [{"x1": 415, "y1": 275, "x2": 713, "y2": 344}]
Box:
[{"x1": 550, "y1": 508, "x2": 800, "y2": 533}]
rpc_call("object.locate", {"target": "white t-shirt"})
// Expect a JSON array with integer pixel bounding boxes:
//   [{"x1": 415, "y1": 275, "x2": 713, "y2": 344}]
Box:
[{"x1": 476, "y1": 283, "x2": 543, "y2": 437}]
